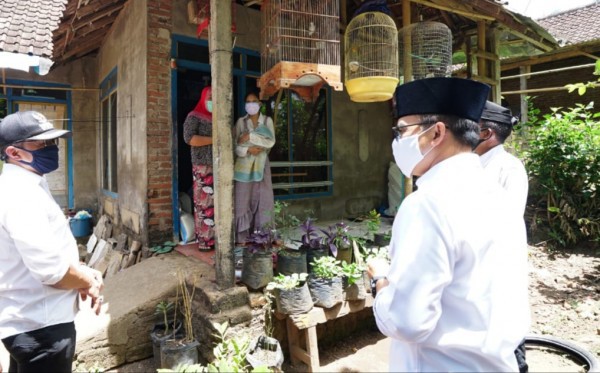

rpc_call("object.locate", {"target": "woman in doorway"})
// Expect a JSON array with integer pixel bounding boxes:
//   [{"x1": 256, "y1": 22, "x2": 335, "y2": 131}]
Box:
[
  {"x1": 234, "y1": 91, "x2": 275, "y2": 244},
  {"x1": 183, "y1": 86, "x2": 214, "y2": 251}
]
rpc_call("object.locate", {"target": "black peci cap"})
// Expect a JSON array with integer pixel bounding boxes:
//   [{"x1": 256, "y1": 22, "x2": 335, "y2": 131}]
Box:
[
  {"x1": 395, "y1": 77, "x2": 490, "y2": 122},
  {"x1": 0, "y1": 111, "x2": 72, "y2": 147},
  {"x1": 480, "y1": 101, "x2": 517, "y2": 126}
]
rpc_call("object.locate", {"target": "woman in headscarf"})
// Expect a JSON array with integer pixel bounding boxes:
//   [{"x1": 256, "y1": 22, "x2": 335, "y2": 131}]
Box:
[
  {"x1": 233, "y1": 91, "x2": 275, "y2": 244},
  {"x1": 183, "y1": 86, "x2": 214, "y2": 251}
]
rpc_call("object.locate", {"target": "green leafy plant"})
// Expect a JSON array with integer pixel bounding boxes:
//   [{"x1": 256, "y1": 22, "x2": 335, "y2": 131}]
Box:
[
  {"x1": 514, "y1": 101, "x2": 600, "y2": 247},
  {"x1": 151, "y1": 241, "x2": 177, "y2": 254},
  {"x1": 364, "y1": 209, "x2": 381, "y2": 240},
  {"x1": 266, "y1": 273, "x2": 308, "y2": 291},
  {"x1": 340, "y1": 262, "x2": 365, "y2": 286},
  {"x1": 564, "y1": 60, "x2": 600, "y2": 96},
  {"x1": 361, "y1": 246, "x2": 391, "y2": 263},
  {"x1": 266, "y1": 201, "x2": 300, "y2": 246},
  {"x1": 155, "y1": 300, "x2": 174, "y2": 335},
  {"x1": 310, "y1": 256, "x2": 342, "y2": 280},
  {"x1": 320, "y1": 222, "x2": 351, "y2": 258}
]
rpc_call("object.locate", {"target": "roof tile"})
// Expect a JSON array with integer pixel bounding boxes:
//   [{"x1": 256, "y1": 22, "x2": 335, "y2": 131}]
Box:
[
  {"x1": 0, "y1": 0, "x2": 67, "y2": 57},
  {"x1": 537, "y1": 3, "x2": 600, "y2": 46}
]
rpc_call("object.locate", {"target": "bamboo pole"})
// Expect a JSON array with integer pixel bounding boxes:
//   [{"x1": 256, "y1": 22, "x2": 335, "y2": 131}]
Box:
[
  {"x1": 477, "y1": 21, "x2": 487, "y2": 79},
  {"x1": 401, "y1": 0, "x2": 413, "y2": 198},
  {"x1": 210, "y1": 0, "x2": 235, "y2": 290}
]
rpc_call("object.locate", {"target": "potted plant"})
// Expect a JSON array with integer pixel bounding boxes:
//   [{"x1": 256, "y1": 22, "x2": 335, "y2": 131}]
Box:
[
  {"x1": 160, "y1": 272, "x2": 199, "y2": 370},
  {"x1": 241, "y1": 228, "x2": 281, "y2": 290},
  {"x1": 340, "y1": 262, "x2": 367, "y2": 301},
  {"x1": 267, "y1": 202, "x2": 307, "y2": 275},
  {"x1": 321, "y1": 221, "x2": 353, "y2": 264},
  {"x1": 150, "y1": 300, "x2": 183, "y2": 370},
  {"x1": 299, "y1": 218, "x2": 329, "y2": 272},
  {"x1": 307, "y1": 256, "x2": 343, "y2": 308},
  {"x1": 266, "y1": 273, "x2": 313, "y2": 314}
]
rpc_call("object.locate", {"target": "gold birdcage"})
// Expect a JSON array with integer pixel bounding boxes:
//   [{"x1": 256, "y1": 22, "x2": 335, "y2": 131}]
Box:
[
  {"x1": 344, "y1": 11, "x2": 399, "y2": 102},
  {"x1": 258, "y1": 0, "x2": 343, "y2": 101},
  {"x1": 399, "y1": 22, "x2": 453, "y2": 82}
]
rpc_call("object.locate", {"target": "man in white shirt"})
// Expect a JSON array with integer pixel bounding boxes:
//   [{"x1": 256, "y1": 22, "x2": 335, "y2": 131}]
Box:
[
  {"x1": 368, "y1": 78, "x2": 529, "y2": 372},
  {"x1": 476, "y1": 102, "x2": 530, "y2": 371},
  {"x1": 475, "y1": 101, "x2": 528, "y2": 216},
  {"x1": 0, "y1": 111, "x2": 103, "y2": 373}
]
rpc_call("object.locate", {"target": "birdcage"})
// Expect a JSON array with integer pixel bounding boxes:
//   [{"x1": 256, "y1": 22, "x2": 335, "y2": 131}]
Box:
[
  {"x1": 398, "y1": 22, "x2": 452, "y2": 82},
  {"x1": 344, "y1": 12, "x2": 399, "y2": 102},
  {"x1": 258, "y1": 0, "x2": 343, "y2": 101}
]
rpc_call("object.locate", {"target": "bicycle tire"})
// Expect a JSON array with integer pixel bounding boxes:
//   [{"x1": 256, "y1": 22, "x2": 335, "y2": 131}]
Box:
[{"x1": 524, "y1": 334, "x2": 600, "y2": 373}]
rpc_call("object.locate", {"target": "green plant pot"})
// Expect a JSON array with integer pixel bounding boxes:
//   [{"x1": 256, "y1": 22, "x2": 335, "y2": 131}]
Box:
[
  {"x1": 342, "y1": 275, "x2": 367, "y2": 301},
  {"x1": 307, "y1": 276, "x2": 343, "y2": 308},
  {"x1": 336, "y1": 246, "x2": 353, "y2": 264},
  {"x1": 242, "y1": 249, "x2": 274, "y2": 290},
  {"x1": 160, "y1": 339, "x2": 199, "y2": 370},
  {"x1": 277, "y1": 249, "x2": 307, "y2": 275},
  {"x1": 274, "y1": 282, "x2": 314, "y2": 314}
]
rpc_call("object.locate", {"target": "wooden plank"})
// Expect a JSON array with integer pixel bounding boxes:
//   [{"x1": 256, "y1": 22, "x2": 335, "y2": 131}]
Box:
[
  {"x1": 306, "y1": 326, "x2": 320, "y2": 372},
  {"x1": 288, "y1": 296, "x2": 374, "y2": 330},
  {"x1": 287, "y1": 318, "x2": 302, "y2": 366},
  {"x1": 406, "y1": 0, "x2": 494, "y2": 21}
]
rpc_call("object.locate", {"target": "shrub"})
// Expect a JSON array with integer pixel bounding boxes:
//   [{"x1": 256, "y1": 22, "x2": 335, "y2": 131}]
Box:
[{"x1": 516, "y1": 102, "x2": 600, "y2": 247}]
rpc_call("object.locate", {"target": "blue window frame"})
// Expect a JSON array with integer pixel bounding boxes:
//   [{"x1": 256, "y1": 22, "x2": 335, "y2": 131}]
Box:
[{"x1": 100, "y1": 67, "x2": 118, "y2": 195}]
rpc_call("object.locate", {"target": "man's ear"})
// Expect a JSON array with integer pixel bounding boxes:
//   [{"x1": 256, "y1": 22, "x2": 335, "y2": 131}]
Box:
[
  {"x1": 431, "y1": 121, "x2": 446, "y2": 145},
  {"x1": 4, "y1": 146, "x2": 25, "y2": 161}
]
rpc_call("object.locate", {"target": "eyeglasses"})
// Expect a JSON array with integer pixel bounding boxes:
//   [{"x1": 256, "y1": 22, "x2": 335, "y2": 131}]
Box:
[
  {"x1": 14, "y1": 139, "x2": 59, "y2": 148},
  {"x1": 392, "y1": 121, "x2": 432, "y2": 139}
]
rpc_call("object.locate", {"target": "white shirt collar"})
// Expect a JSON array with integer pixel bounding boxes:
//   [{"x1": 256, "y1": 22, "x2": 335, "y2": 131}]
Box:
[{"x1": 479, "y1": 144, "x2": 506, "y2": 168}]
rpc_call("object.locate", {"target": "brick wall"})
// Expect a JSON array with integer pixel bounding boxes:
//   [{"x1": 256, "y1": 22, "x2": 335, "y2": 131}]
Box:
[
  {"x1": 147, "y1": 0, "x2": 173, "y2": 244},
  {"x1": 502, "y1": 54, "x2": 600, "y2": 116}
]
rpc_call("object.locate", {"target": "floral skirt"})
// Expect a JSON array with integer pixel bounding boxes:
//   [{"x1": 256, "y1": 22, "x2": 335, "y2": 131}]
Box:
[{"x1": 192, "y1": 164, "x2": 215, "y2": 250}]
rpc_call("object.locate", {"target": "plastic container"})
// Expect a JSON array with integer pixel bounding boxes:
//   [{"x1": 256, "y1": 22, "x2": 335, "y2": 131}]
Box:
[
  {"x1": 70, "y1": 216, "x2": 92, "y2": 237},
  {"x1": 346, "y1": 76, "x2": 399, "y2": 102}
]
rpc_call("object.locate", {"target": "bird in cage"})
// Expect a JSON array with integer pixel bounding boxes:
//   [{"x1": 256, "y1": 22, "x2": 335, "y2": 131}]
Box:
[{"x1": 308, "y1": 21, "x2": 317, "y2": 37}]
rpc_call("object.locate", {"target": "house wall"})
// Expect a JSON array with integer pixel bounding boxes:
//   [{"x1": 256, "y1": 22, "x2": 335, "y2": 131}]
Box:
[
  {"x1": 172, "y1": 1, "x2": 394, "y2": 222},
  {"x1": 97, "y1": 0, "x2": 149, "y2": 241},
  {"x1": 502, "y1": 53, "x2": 600, "y2": 116},
  {"x1": 1, "y1": 57, "x2": 99, "y2": 211}
]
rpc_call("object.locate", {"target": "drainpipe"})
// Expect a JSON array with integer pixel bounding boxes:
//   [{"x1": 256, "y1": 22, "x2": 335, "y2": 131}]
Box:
[{"x1": 210, "y1": 0, "x2": 235, "y2": 289}]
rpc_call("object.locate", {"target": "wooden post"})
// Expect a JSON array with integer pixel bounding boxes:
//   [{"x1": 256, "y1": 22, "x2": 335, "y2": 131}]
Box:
[
  {"x1": 210, "y1": 0, "x2": 235, "y2": 289},
  {"x1": 520, "y1": 66, "x2": 529, "y2": 126},
  {"x1": 477, "y1": 20, "x2": 487, "y2": 79},
  {"x1": 401, "y1": 0, "x2": 413, "y2": 197},
  {"x1": 490, "y1": 25, "x2": 501, "y2": 102}
]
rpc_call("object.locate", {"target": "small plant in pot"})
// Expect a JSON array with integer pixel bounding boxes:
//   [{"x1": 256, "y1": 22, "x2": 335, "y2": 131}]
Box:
[
  {"x1": 300, "y1": 218, "x2": 329, "y2": 272},
  {"x1": 340, "y1": 261, "x2": 368, "y2": 301},
  {"x1": 160, "y1": 272, "x2": 199, "y2": 370},
  {"x1": 266, "y1": 273, "x2": 313, "y2": 315},
  {"x1": 307, "y1": 256, "x2": 343, "y2": 308},
  {"x1": 150, "y1": 300, "x2": 184, "y2": 370},
  {"x1": 321, "y1": 221, "x2": 353, "y2": 264},
  {"x1": 242, "y1": 228, "x2": 281, "y2": 290}
]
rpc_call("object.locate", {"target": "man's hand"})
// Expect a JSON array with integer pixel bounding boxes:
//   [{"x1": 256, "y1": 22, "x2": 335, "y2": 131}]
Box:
[
  {"x1": 78, "y1": 267, "x2": 104, "y2": 315},
  {"x1": 367, "y1": 258, "x2": 390, "y2": 279}
]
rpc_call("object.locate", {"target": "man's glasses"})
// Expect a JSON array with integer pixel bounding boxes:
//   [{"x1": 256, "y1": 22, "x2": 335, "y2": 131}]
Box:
[
  {"x1": 392, "y1": 121, "x2": 431, "y2": 139},
  {"x1": 14, "y1": 139, "x2": 59, "y2": 148}
]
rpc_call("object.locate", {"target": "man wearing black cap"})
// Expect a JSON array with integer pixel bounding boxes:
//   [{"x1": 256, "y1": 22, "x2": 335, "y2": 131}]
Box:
[
  {"x1": 475, "y1": 101, "x2": 528, "y2": 217},
  {"x1": 0, "y1": 111, "x2": 104, "y2": 372},
  {"x1": 367, "y1": 78, "x2": 529, "y2": 371}
]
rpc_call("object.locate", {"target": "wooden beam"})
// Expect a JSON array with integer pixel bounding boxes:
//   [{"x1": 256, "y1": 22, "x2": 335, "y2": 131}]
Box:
[
  {"x1": 477, "y1": 21, "x2": 487, "y2": 78},
  {"x1": 501, "y1": 48, "x2": 600, "y2": 71},
  {"x1": 405, "y1": 0, "x2": 495, "y2": 21},
  {"x1": 401, "y1": 0, "x2": 413, "y2": 198},
  {"x1": 473, "y1": 49, "x2": 498, "y2": 61},
  {"x1": 210, "y1": 0, "x2": 236, "y2": 290}
]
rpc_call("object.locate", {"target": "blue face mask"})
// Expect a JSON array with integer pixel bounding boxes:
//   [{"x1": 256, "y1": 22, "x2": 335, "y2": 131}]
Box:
[
  {"x1": 206, "y1": 100, "x2": 213, "y2": 113},
  {"x1": 18, "y1": 145, "x2": 60, "y2": 174}
]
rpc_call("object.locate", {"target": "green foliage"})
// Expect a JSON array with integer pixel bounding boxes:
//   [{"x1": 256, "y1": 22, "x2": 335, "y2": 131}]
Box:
[
  {"x1": 266, "y1": 201, "x2": 300, "y2": 245},
  {"x1": 156, "y1": 322, "x2": 271, "y2": 373},
  {"x1": 266, "y1": 273, "x2": 308, "y2": 291},
  {"x1": 155, "y1": 300, "x2": 174, "y2": 334},
  {"x1": 310, "y1": 256, "x2": 342, "y2": 280},
  {"x1": 340, "y1": 262, "x2": 365, "y2": 286},
  {"x1": 364, "y1": 209, "x2": 381, "y2": 240},
  {"x1": 515, "y1": 102, "x2": 600, "y2": 247},
  {"x1": 564, "y1": 60, "x2": 600, "y2": 96},
  {"x1": 361, "y1": 246, "x2": 391, "y2": 263}
]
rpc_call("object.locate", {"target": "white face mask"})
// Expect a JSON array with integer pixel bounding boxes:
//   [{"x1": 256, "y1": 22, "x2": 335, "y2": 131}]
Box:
[
  {"x1": 392, "y1": 125, "x2": 436, "y2": 178},
  {"x1": 245, "y1": 102, "x2": 260, "y2": 116}
]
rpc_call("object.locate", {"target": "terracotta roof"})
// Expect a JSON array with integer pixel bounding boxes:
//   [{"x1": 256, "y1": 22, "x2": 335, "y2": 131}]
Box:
[
  {"x1": 0, "y1": 0, "x2": 67, "y2": 57},
  {"x1": 537, "y1": 3, "x2": 600, "y2": 46}
]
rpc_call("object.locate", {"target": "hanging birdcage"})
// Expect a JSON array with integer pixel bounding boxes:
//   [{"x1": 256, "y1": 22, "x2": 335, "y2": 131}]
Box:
[
  {"x1": 344, "y1": 12, "x2": 399, "y2": 102},
  {"x1": 258, "y1": 0, "x2": 343, "y2": 101},
  {"x1": 398, "y1": 22, "x2": 452, "y2": 82}
]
